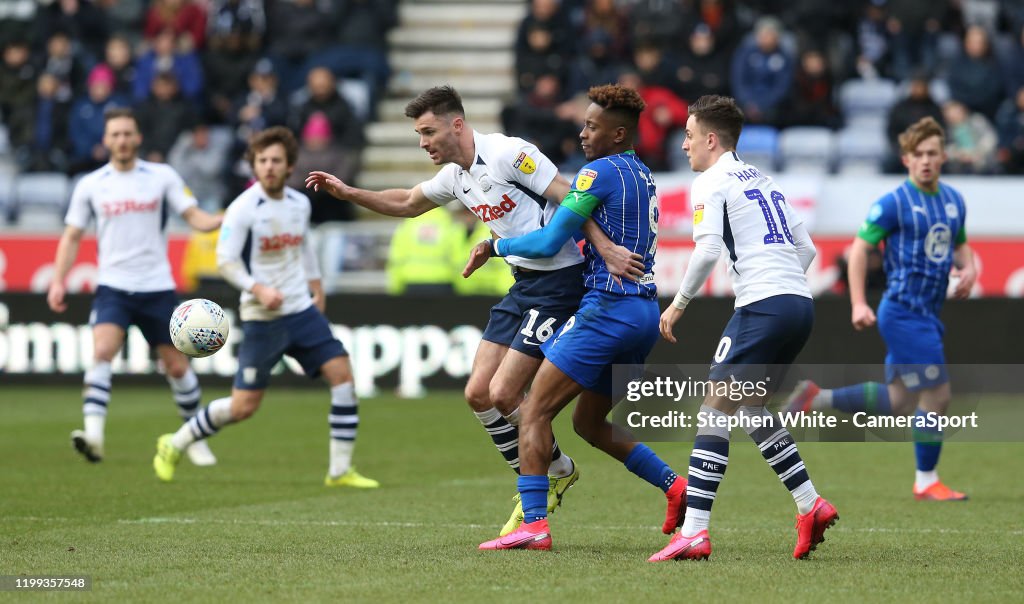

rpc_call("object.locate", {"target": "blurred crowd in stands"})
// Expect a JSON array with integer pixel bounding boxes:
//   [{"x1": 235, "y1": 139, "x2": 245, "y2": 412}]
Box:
[
  {"x1": 0, "y1": 0, "x2": 396, "y2": 222},
  {"x1": 504, "y1": 0, "x2": 1024, "y2": 176}
]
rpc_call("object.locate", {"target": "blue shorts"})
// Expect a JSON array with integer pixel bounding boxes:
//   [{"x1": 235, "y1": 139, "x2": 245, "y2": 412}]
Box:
[
  {"x1": 90, "y1": 285, "x2": 178, "y2": 347},
  {"x1": 234, "y1": 305, "x2": 347, "y2": 390},
  {"x1": 878, "y1": 298, "x2": 948, "y2": 391},
  {"x1": 541, "y1": 289, "x2": 660, "y2": 396},
  {"x1": 708, "y1": 294, "x2": 814, "y2": 389},
  {"x1": 482, "y1": 263, "x2": 585, "y2": 359}
]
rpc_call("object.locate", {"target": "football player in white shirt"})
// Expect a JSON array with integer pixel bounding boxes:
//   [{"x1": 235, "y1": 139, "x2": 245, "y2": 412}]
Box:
[
  {"x1": 307, "y1": 86, "x2": 645, "y2": 534},
  {"x1": 153, "y1": 127, "x2": 378, "y2": 488},
  {"x1": 47, "y1": 108, "x2": 222, "y2": 465},
  {"x1": 650, "y1": 96, "x2": 837, "y2": 562}
]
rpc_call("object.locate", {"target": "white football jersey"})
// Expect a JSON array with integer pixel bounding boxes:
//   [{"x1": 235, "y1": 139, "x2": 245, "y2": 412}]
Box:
[
  {"x1": 65, "y1": 160, "x2": 198, "y2": 292},
  {"x1": 691, "y1": 152, "x2": 812, "y2": 307},
  {"x1": 420, "y1": 130, "x2": 583, "y2": 271},
  {"x1": 217, "y1": 183, "x2": 321, "y2": 322}
]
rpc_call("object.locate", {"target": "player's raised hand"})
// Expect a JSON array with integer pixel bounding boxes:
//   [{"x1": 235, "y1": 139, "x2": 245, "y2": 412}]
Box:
[
  {"x1": 659, "y1": 306, "x2": 684, "y2": 343},
  {"x1": 47, "y1": 282, "x2": 67, "y2": 313},
  {"x1": 305, "y1": 171, "x2": 347, "y2": 199},
  {"x1": 950, "y1": 263, "x2": 977, "y2": 299},
  {"x1": 462, "y1": 240, "x2": 493, "y2": 278},
  {"x1": 851, "y1": 302, "x2": 876, "y2": 330},
  {"x1": 253, "y1": 283, "x2": 284, "y2": 310},
  {"x1": 601, "y1": 244, "x2": 645, "y2": 283}
]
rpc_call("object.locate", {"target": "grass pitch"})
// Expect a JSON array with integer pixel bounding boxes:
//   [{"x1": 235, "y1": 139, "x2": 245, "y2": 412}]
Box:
[{"x1": 2, "y1": 386, "x2": 1022, "y2": 603}]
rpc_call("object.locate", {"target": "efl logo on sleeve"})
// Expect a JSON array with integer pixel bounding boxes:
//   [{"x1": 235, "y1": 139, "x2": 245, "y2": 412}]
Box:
[
  {"x1": 693, "y1": 203, "x2": 704, "y2": 225},
  {"x1": 575, "y1": 169, "x2": 598, "y2": 191},
  {"x1": 513, "y1": 152, "x2": 536, "y2": 174}
]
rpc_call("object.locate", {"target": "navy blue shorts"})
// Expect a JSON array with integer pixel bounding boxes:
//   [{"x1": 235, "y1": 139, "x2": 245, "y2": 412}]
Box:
[
  {"x1": 482, "y1": 263, "x2": 585, "y2": 359},
  {"x1": 90, "y1": 285, "x2": 178, "y2": 347},
  {"x1": 234, "y1": 305, "x2": 347, "y2": 390},
  {"x1": 878, "y1": 298, "x2": 948, "y2": 391},
  {"x1": 542, "y1": 289, "x2": 660, "y2": 396},
  {"x1": 708, "y1": 294, "x2": 814, "y2": 389}
]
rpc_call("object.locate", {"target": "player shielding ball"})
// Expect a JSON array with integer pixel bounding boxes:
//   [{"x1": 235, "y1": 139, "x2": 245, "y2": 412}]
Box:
[
  {"x1": 307, "y1": 86, "x2": 648, "y2": 534},
  {"x1": 47, "y1": 107, "x2": 222, "y2": 465},
  {"x1": 786, "y1": 117, "x2": 976, "y2": 501},
  {"x1": 466, "y1": 84, "x2": 686, "y2": 552},
  {"x1": 153, "y1": 127, "x2": 378, "y2": 488},
  {"x1": 652, "y1": 95, "x2": 836, "y2": 561}
]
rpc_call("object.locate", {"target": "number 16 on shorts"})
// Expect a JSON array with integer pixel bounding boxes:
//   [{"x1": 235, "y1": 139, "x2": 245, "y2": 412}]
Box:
[{"x1": 520, "y1": 309, "x2": 558, "y2": 347}]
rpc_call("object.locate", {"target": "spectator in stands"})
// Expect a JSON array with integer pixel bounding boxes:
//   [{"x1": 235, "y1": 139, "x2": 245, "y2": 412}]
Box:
[
  {"x1": 617, "y1": 70, "x2": 688, "y2": 171},
  {"x1": 1000, "y1": 23, "x2": 1024, "y2": 99},
  {"x1": 169, "y1": 122, "x2": 228, "y2": 210},
  {"x1": 501, "y1": 72, "x2": 579, "y2": 166},
  {"x1": 959, "y1": 0, "x2": 1001, "y2": 35},
  {"x1": 232, "y1": 59, "x2": 288, "y2": 139},
  {"x1": 566, "y1": 28, "x2": 627, "y2": 96},
  {"x1": 632, "y1": 41, "x2": 677, "y2": 91},
  {"x1": 94, "y1": 0, "x2": 146, "y2": 44},
  {"x1": 675, "y1": 23, "x2": 730, "y2": 101},
  {"x1": 515, "y1": 22, "x2": 569, "y2": 94},
  {"x1": 0, "y1": 38, "x2": 37, "y2": 133},
  {"x1": 730, "y1": 16, "x2": 795, "y2": 125},
  {"x1": 320, "y1": 0, "x2": 397, "y2": 117},
  {"x1": 886, "y1": 75, "x2": 944, "y2": 161},
  {"x1": 68, "y1": 64, "x2": 127, "y2": 173},
  {"x1": 855, "y1": 0, "x2": 891, "y2": 79},
  {"x1": 36, "y1": 0, "x2": 109, "y2": 62},
  {"x1": 787, "y1": 47, "x2": 840, "y2": 129},
  {"x1": 39, "y1": 31, "x2": 86, "y2": 101},
  {"x1": 287, "y1": 112, "x2": 357, "y2": 223},
  {"x1": 885, "y1": 0, "x2": 944, "y2": 80},
  {"x1": 0, "y1": 0, "x2": 35, "y2": 49},
  {"x1": 144, "y1": 0, "x2": 207, "y2": 50},
  {"x1": 289, "y1": 67, "x2": 364, "y2": 152},
  {"x1": 942, "y1": 99, "x2": 998, "y2": 174},
  {"x1": 386, "y1": 209, "x2": 459, "y2": 296},
  {"x1": 948, "y1": 25, "x2": 1005, "y2": 120},
  {"x1": 996, "y1": 85, "x2": 1024, "y2": 173},
  {"x1": 21, "y1": 71, "x2": 72, "y2": 173},
  {"x1": 515, "y1": 0, "x2": 575, "y2": 62},
  {"x1": 683, "y1": 0, "x2": 740, "y2": 52},
  {"x1": 204, "y1": 0, "x2": 264, "y2": 123},
  {"x1": 581, "y1": 0, "x2": 632, "y2": 61},
  {"x1": 136, "y1": 71, "x2": 198, "y2": 162},
  {"x1": 782, "y1": 0, "x2": 859, "y2": 80},
  {"x1": 266, "y1": 0, "x2": 337, "y2": 94},
  {"x1": 134, "y1": 28, "x2": 204, "y2": 103},
  {"x1": 628, "y1": 0, "x2": 687, "y2": 53},
  {"x1": 103, "y1": 35, "x2": 137, "y2": 99}
]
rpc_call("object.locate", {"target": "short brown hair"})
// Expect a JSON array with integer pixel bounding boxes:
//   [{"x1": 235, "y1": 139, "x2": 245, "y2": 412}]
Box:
[
  {"x1": 688, "y1": 95, "x2": 744, "y2": 150},
  {"x1": 898, "y1": 116, "x2": 945, "y2": 155},
  {"x1": 587, "y1": 84, "x2": 646, "y2": 130},
  {"x1": 245, "y1": 126, "x2": 299, "y2": 167},
  {"x1": 104, "y1": 107, "x2": 137, "y2": 127},
  {"x1": 404, "y1": 85, "x2": 465, "y2": 119}
]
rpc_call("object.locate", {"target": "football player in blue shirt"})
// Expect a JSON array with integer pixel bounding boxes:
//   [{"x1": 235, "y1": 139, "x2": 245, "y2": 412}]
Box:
[
  {"x1": 468, "y1": 84, "x2": 686, "y2": 552},
  {"x1": 787, "y1": 117, "x2": 977, "y2": 501}
]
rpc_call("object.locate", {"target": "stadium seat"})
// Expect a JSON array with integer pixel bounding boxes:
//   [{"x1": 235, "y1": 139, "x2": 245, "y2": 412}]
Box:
[
  {"x1": 0, "y1": 123, "x2": 10, "y2": 157},
  {"x1": 289, "y1": 79, "x2": 372, "y2": 123},
  {"x1": 779, "y1": 127, "x2": 835, "y2": 174},
  {"x1": 736, "y1": 125, "x2": 779, "y2": 171},
  {"x1": 836, "y1": 126, "x2": 888, "y2": 174},
  {"x1": 11, "y1": 172, "x2": 70, "y2": 227},
  {"x1": 839, "y1": 78, "x2": 898, "y2": 120},
  {"x1": 0, "y1": 164, "x2": 15, "y2": 223}
]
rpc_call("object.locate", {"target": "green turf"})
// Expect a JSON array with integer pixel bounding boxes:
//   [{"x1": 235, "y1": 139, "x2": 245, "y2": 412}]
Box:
[{"x1": 1, "y1": 386, "x2": 1022, "y2": 603}]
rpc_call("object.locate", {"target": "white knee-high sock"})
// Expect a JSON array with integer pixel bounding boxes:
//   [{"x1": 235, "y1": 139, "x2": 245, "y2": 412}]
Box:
[{"x1": 172, "y1": 397, "x2": 234, "y2": 449}]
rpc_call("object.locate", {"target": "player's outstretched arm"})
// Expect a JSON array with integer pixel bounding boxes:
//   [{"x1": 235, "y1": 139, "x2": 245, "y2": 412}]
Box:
[
  {"x1": 848, "y1": 237, "x2": 877, "y2": 330},
  {"x1": 950, "y1": 243, "x2": 977, "y2": 299},
  {"x1": 47, "y1": 225, "x2": 84, "y2": 313},
  {"x1": 181, "y1": 207, "x2": 223, "y2": 232},
  {"x1": 497, "y1": 205, "x2": 586, "y2": 259},
  {"x1": 305, "y1": 171, "x2": 436, "y2": 218}
]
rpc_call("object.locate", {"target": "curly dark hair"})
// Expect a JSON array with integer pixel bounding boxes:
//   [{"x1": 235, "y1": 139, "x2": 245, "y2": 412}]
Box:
[
  {"x1": 688, "y1": 95, "x2": 744, "y2": 150},
  {"x1": 587, "y1": 84, "x2": 646, "y2": 130},
  {"x1": 245, "y1": 126, "x2": 299, "y2": 167}
]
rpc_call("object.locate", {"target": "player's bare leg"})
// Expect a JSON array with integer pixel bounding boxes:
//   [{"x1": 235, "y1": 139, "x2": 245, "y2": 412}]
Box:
[
  {"x1": 71, "y1": 323, "x2": 124, "y2": 462},
  {"x1": 321, "y1": 355, "x2": 378, "y2": 488},
  {"x1": 156, "y1": 344, "x2": 216, "y2": 466}
]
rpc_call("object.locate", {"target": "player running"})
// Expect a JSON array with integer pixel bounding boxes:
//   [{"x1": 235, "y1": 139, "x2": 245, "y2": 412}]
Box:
[
  {"x1": 47, "y1": 107, "x2": 222, "y2": 466},
  {"x1": 153, "y1": 127, "x2": 378, "y2": 488},
  {"x1": 786, "y1": 117, "x2": 976, "y2": 502},
  {"x1": 306, "y1": 86, "x2": 648, "y2": 533},
  {"x1": 651, "y1": 95, "x2": 836, "y2": 562},
  {"x1": 468, "y1": 84, "x2": 686, "y2": 552}
]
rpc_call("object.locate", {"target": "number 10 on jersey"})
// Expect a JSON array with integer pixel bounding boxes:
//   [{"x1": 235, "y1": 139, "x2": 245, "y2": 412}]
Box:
[{"x1": 745, "y1": 189, "x2": 794, "y2": 246}]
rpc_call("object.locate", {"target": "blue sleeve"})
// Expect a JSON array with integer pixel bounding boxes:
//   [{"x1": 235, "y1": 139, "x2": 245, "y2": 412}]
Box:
[
  {"x1": 495, "y1": 205, "x2": 587, "y2": 258},
  {"x1": 868, "y1": 193, "x2": 899, "y2": 231}
]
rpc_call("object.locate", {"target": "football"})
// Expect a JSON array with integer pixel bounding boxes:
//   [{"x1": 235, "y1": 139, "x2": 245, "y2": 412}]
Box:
[{"x1": 169, "y1": 298, "x2": 229, "y2": 358}]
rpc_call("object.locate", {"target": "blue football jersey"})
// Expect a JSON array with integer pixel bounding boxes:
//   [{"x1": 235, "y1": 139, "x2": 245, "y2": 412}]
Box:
[
  {"x1": 860, "y1": 180, "x2": 967, "y2": 315},
  {"x1": 564, "y1": 151, "x2": 658, "y2": 298}
]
